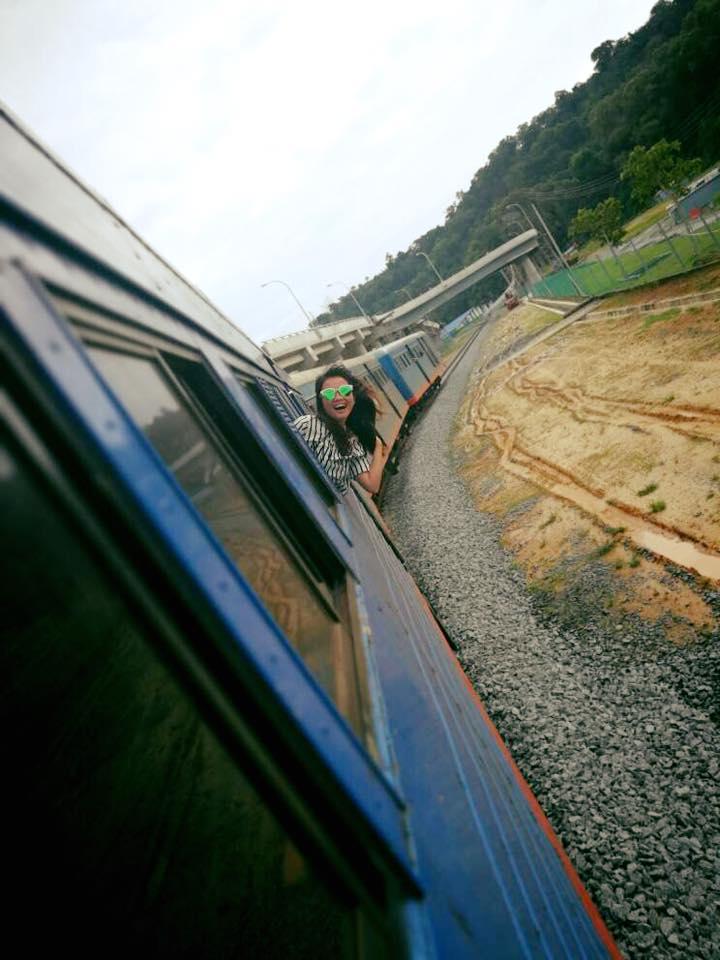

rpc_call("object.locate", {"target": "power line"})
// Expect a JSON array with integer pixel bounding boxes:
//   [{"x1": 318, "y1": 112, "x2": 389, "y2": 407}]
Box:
[
  {"x1": 519, "y1": 86, "x2": 720, "y2": 204},
  {"x1": 527, "y1": 175, "x2": 620, "y2": 202}
]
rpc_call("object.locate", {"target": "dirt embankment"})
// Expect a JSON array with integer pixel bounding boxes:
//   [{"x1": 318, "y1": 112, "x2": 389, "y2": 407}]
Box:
[{"x1": 455, "y1": 291, "x2": 720, "y2": 643}]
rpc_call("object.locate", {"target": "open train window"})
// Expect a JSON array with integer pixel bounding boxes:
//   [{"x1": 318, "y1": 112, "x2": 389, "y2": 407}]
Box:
[
  {"x1": 255, "y1": 376, "x2": 307, "y2": 423},
  {"x1": 86, "y1": 345, "x2": 369, "y2": 742},
  {"x1": 241, "y1": 374, "x2": 339, "y2": 505},
  {"x1": 0, "y1": 429, "x2": 389, "y2": 959}
]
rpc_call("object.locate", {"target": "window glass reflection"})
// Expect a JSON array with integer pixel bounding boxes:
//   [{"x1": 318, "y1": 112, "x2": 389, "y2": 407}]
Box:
[
  {"x1": 88, "y1": 348, "x2": 363, "y2": 736},
  {"x1": 0, "y1": 440, "x2": 359, "y2": 958}
]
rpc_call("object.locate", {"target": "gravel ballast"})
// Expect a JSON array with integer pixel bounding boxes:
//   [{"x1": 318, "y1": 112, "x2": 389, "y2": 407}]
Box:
[{"x1": 382, "y1": 327, "x2": 720, "y2": 959}]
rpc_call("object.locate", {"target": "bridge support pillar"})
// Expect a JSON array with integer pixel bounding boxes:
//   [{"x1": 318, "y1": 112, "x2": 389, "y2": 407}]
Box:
[{"x1": 512, "y1": 254, "x2": 543, "y2": 294}]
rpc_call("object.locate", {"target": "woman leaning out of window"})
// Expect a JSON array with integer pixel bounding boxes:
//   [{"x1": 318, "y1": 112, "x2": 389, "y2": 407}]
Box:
[{"x1": 293, "y1": 365, "x2": 388, "y2": 495}]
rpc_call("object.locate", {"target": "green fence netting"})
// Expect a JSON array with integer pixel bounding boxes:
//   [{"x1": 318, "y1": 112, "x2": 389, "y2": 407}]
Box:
[{"x1": 530, "y1": 219, "x2": 720, "y2": 299}]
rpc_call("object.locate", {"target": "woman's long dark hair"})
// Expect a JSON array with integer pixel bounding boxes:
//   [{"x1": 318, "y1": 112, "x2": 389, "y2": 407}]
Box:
[{"x1": 314, "y1": 364, "x2": 381, "y2": 455}]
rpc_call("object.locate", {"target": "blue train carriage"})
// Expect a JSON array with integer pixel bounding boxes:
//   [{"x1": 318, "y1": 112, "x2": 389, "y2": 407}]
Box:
[
  {"x1": 0, "y1": 103, "x2": 621, "y2": 958},
  {"x1": 376, "y1": 331, "x2": 444, "y2": 411}
]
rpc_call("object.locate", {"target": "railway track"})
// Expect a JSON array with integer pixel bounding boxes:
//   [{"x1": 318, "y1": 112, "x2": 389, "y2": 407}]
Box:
[
  {"x1": 383, "y1": 315, "x2": 720, "y2": 960},
  {"x1": 439, "y1": 321, "x2": 487, "y2": 385}
]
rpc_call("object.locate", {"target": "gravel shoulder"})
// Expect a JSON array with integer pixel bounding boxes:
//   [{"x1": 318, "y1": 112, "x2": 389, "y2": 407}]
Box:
[{"x1": 382, "y1": 321, "x2": 720, "y2": 959}]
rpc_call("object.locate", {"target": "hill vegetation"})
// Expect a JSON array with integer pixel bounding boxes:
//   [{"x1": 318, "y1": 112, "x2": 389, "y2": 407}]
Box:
[{"x1": 316, "y1": 0, "x2": 720, "y2": 327}]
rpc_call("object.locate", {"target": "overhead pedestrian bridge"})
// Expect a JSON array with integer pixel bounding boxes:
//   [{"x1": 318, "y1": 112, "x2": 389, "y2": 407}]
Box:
[{"x1": 263, "y1": 229, "x2": 540, "y2": 371}]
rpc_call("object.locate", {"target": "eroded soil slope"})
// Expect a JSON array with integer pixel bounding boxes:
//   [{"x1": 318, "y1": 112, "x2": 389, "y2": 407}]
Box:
[{"x1": 456, "y1": 296, "x2": 720, "y2": 641}]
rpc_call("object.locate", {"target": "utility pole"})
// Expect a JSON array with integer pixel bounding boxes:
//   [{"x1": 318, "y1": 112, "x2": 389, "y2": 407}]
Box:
[
  {"x1": 531, "y1": 203, "x2": 586, "y2": 297},
  {"x1": 505, "y1": 203, "x2": 554, "y2": 279},
  {"x1": 327, "y1": 282, "x2": 376, "y2": 324}
]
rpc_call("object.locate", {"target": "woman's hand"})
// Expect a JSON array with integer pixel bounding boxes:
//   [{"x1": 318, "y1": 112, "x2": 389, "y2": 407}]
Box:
[{"x1": 357, "y1": 436, "x2": 388, "y2": 494}]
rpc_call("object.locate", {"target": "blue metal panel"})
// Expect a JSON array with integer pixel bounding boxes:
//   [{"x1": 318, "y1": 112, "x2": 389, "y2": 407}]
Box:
[
  {"x1": 399, "y1": 357, "x2": 428, "y2": 398},
  {"x1": 674, "y1": 171, "x2": 720, "y2": 219},
  {"x1": 343, "y1": 493, "x2": 614, "y2": 959},
  {"x1": 0, "y1": 260, "x2": 420, "y2": 896},
  {"x1": 379, "y1": 353, "x2": 412, "y2": 401}
]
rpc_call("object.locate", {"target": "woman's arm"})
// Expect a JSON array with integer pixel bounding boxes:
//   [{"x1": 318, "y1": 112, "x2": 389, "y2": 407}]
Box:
[{"x1": 356, "y1": 437, "x2": 388, "y2": 495}]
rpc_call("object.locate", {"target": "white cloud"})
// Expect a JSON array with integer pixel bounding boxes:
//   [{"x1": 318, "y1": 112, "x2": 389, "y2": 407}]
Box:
[{"x1": 1, "y1": 0, "x2": 657, "y2": 341}]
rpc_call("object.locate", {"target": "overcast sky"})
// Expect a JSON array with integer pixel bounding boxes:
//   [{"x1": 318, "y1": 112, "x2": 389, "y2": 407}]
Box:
[{"x1": 1, "y1": 0, "x2": 656, "y2": 343}]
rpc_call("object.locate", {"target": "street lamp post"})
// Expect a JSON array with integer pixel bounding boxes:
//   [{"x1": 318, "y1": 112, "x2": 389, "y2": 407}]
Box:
[
  {"x1": 326, "y1": 281, "x2": 375, "y2": 324},
  {"x1": 415, "y1": 251, "x2": 445, "y2": 284},
  {"x1": 530, "y1": 203, "x2": 586, "y2": 298},
  {"x1": 260, "y1": 280, "x2": 315, "y2": 325},
  {"x1": 505, "y1": 202, "x2": 535, "y2": 232}
]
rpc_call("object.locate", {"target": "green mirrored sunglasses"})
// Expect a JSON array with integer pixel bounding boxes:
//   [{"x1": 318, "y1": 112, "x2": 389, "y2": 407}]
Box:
[{"x1": 320, "y1": 384, "x2": 354, "y2": 401}]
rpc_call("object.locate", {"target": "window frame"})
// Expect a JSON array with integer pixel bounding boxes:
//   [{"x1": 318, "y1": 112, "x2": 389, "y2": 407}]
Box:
[
  {"x1": 0, "y1": 259, "x2": 420, "y2": 904},
  {"x1": 56, "y1": 289, "x2": 358, "y2": 577},
  {"x1": 74, "y1": 312, "x2": 378, "y2": 745},
  {"x1": 85, "y1": 339, "x2": 340, "y2": 619}
]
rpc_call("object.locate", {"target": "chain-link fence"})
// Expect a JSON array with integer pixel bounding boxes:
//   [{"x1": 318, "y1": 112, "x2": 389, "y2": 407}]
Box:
[{"x1": 529, "y1": 206, "x2": 720, "y2": 299}]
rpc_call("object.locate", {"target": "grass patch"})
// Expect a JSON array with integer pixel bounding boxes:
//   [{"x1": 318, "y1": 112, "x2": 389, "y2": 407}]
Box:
[
  {"x1": 604, "y1": 525, "x2": 626, "y2": 536},
  {"x1": 649, "y1": 499, "x2": 666, "y2": 513},
  {"x1": 629, "y1": 555, "x2": 641, "y2": 568},
  {"x1": 614, "y1": 559, "x2": 625, "y2": 570},
  {"x1": 637, "y1": 482, "x2": 658, "y2": 496},
  {"x1": 440, "y1": 318, "x2": 485, "y2": 357},
  {"x1": 622, "y1": 201, "x2": 670, "y2": 241},
  {"x1": 593, "y1": 541, "x2": 616, "y2": 558},
  {"x1": 661, "y1": 394, "x2": 675, "y2": 404},
  {"x1": 576, "y1": 237, "x2": 603, "y2": 260},
  {"x1": 642, "y1": 307, "x2": 680, "y2": 330},
  {"x1": 529, "y1": 569, "x2": 567, "y2": 594}
]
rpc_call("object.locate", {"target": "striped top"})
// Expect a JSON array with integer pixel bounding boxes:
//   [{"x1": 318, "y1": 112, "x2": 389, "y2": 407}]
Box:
[{"x1": 293, "y1": 414, "x2": 371, "y2": 494}]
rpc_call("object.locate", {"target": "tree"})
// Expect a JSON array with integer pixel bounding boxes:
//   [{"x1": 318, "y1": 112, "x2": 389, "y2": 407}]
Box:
[
  {"x1": 309, "y1": 2, "x2": 720, "y2": 321},
  {"x1": 568, "y1": 197, "x2": 624, "y2": 245},
  {"x1": 568, "y1": 207, "x2": 597, "y2": 244},
  {"x1": 594, "y1": 197, "x2": 624, "y2": 245},
  {"x1": 591, "y1": 39, "x2": 617, "y2": 71},
  {"x1": 620, "y1": 138, "x2": 703, "y2": 206}
]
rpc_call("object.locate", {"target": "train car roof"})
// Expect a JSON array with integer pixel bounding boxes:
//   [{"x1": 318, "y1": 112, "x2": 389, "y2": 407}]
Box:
[
  {"x1": 288, "y1": 330, "x2": 431, "y2": 388},
  {"x1": 376, "y1": 330, "x2": 425, "y2": 352},
  {"x1": 0, "y1": 102, "x2": 272, "y2": 374},
  {"x1": 288, "y1": 347, "x2": 388, "y2": 388}
]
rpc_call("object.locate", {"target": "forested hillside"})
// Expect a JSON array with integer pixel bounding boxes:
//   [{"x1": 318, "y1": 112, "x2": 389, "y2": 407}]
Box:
[{"x1": 316, "y1": 0, "x2": 720, "y2": 326}]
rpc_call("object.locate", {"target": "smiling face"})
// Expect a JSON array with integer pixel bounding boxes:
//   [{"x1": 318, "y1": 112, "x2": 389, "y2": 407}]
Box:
[{"x1": 319, "y1": 376, "x2": 355, "y2": 424}]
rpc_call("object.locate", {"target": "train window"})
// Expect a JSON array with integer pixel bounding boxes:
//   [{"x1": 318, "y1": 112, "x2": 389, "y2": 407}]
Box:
[
  {"x1": 247, "y1": 376, "x2": 338, "y2": 503},
  {"x1": 87, "y1": 346, "x2": 367, "y2": 740},
  {"x1": 0, "y1": 438, "x2": 368, "y2": 959}
]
